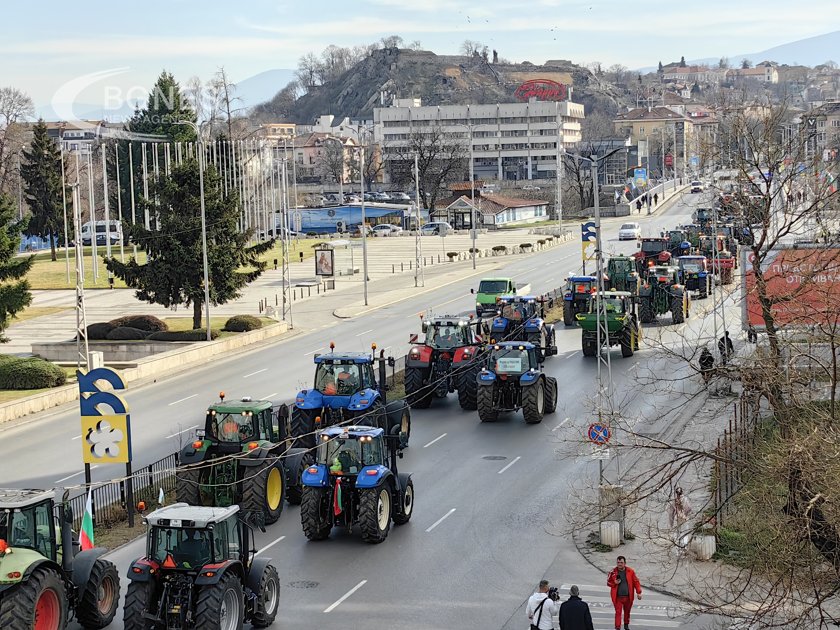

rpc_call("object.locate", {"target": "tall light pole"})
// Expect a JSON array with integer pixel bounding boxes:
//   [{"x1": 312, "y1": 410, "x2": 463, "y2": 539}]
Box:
[
  {"x1": 359, "y1": 145, "x2": 369, "y2": 306},
  {"x1": 469, "y1": 126, "x2": 477, "y2": 269},
  {"x1": 175, "y1": 121, "x2": 212, "y2": 342},
  {"x1": 556, "y1": 144, "x2": 566, "y2": 234}
]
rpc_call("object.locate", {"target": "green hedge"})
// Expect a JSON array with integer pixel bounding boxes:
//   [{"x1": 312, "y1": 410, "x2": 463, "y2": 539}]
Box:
[
  {"x1": 0, "y1": 357, "x2": 67, "y2": 390},
  {"x1": 223, "y1": 315, "x2": 262, "y2": 332},
  {"x1": 108, "y1": 315, "x2": 168, "y2": 332},
  {"x1": 87, "y1": 322, "x2": 116, "y2": 340},
  {"x1": 147, "y1": 330, "x2": 221, "y2": 342},
  {"x1": 106, "y1": 327, "x2": 149, "y2": 341}
]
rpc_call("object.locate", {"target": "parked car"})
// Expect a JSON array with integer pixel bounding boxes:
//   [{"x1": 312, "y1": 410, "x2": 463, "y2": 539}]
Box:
[
  {"x1": 690, "y1": 181, "x2": 704, "y2": 193},
  {"x1": 522, "y1": 184, "x2": 541, "y2": 191},
  {"x1": 618, "y1": 222, "x2": 641, "y2": 241},
  {"x1": 390, "y1": 192, "x2": 411, "y2": 202},
  {"x1": 355, "y1": 224, "x2": 372, "y2": 237},
  {"x1": 372, "y1": 224, "x2": 397, "y2": 237},
  {"x1": 420, "y1": 221, "x2": 453, "y2": 236},
  {"x1": 372, "y1": 192, "x2": 390, "y2": 202}
]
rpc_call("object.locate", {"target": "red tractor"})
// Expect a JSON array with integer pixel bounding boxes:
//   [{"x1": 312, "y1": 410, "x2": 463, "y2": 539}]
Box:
[
  {"x1": 633, "y1": 237, "x2": 672, "y2": 274},
  {"x1": 405, "y1": 315, "x2": 484, "y2": 410}
]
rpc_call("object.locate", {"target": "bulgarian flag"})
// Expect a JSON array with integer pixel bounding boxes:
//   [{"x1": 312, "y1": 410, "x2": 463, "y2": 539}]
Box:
[
  {"x1": 79, "y1": 489, "x2": 95, "y2": 551},
  {"x1": 333, "y1": 478, "x2": 343, "y2": 516}
]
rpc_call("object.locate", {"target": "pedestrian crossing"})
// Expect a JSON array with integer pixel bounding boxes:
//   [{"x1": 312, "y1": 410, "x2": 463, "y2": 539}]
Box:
[{"x1": 554, "y1": 584, "x2": 689, "y2": 628}]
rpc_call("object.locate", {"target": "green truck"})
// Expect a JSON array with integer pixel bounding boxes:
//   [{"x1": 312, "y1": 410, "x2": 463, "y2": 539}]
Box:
[{"x1": 472, "y1": 278, "x2": 531, "y2": 317}]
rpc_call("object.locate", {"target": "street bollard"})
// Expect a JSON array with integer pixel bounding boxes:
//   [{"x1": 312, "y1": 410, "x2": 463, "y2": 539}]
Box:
[
  {"x1": 401, "y1": 262, "x2": 404, "y2": 272},
  {"x1": 273, "y1": 258, "x2": 278, "y2": 270}
]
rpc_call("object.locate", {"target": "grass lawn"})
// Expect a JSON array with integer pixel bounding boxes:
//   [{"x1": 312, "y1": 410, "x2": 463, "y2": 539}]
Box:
[
  {"x1": 257, "y1": 238, "x2": 325, "y2": 267},
  {"x1": 163, "y1": 316, "x2": 278, "y2": 340},
  {"x1": 11, "y1": 306, "x2": 71, "y2": 323},
  {"x1": 26, "y1": 248, "x2": 146, "y2": 290}
]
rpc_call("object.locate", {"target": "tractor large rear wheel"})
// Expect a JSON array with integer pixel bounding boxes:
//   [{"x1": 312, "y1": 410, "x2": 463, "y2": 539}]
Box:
[
  {"x1": 195, "y1": 572, "x2": 244, "y2": 630},
  {"x1": 242, "y1": 460, "x2": 286, "y2": 525},
  {"x1": 522, "y1": 380, "x2": 545, "y2": 424},
  {"x1": 620, "y1": 328, "x2": 634, "y2": 358},
  {"x1": 359, "y1": 486, "x2": 392, "y2": 544},
  {"x1": 175, "y1": 464, "x2": 203, "y2": 505},
  {"x1": 250, "y1": 564, "x2": 281, "y2": 628},
  {"x1": 301, "y1": 486, "x2": 332, "y2": 540},
  {"x1": 639, "y1": 297, "x2": 655, "y2": 324},
  {"x1": 404, "y1": 367, "x2": 432, "y2": 408},
  {"x1": 582, "y1": 333, "x2": 597, "y2": 357},
  {"x1": 123, "y1": 582, "x2": 154, "y2": 630},
  {"x1": 477, "y1": 385, "x2": 498, "y2": 423},
  {"x1": 0, "y1": 566, "x2": 67, "y2": 630},
  {"x1": 75, "y1": 558, "x2": 120, "y2": 629},
  {"x1": 544, "y1": 377, "x2": 558, "y2": 414},
  {"x1": 291, "y1": 407, "x2": 320, "y2": 449},
  {"x1": 456, "y1": 363, "x2": 479, "y2": 410},
  {"x1": 285, "y1": 452, "x2": 314, "y2": 506},
  {"x1": 563, "y1": 301, "x2": 574, "y2": 326},
  {"x1": 392, "y1": 478, "x2": 414, "y2": 526},
  {"x1": 671, "y1": 294, "x2": 685, "y2": 324}
]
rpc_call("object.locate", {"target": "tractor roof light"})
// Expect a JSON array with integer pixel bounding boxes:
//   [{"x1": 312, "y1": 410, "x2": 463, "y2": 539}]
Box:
[
  {"x1": 308, "y1": 467, "x2": 319, "y2": 474},
  {"x1": 315, "y1": 416, "x2": 322, "y2": 425},
  {"x1": 371, "y1": 343, "x2": 377, "y2": 352},
  {"x1": 329, "y1": 342, "x2": 335, "y2": 350},
  {"x1": 366, "y1": 469, "x2": 378, "y2": 475},
  {"x1": 219, "y1": 391, "x2": 225, "y2": 401},
  {"x1": 321, "y1": 434, "x2": 330, "y2": 442},
  {"x1": 247, "y1": 442, "x2": 259, "y2": 450},
  {"x1": 209, "y1": 410, "x2": 216, "y2": 415},
  {"x1": 192, "y1": 440, "x2": 203, "y2": 449}
]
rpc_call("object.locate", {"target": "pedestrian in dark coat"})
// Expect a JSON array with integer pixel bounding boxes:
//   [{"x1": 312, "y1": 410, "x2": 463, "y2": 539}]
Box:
[
  {"x1": 646, "y1": 193, "x2": 652, "y2": 209},
  {"x1": 636, "y1": 199, "x2": 642, "y2": 213},
  {"x1": 653, "y1": 192, "x2": 659, "y2": 205},
  {"x1": 559, "y1": 585, "x2": 595, "y2": 630}
]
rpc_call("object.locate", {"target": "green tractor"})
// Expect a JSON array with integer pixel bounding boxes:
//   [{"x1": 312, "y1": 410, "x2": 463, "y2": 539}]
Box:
[
  {"x1": 175, "y1": 394, "x2": 311, "y2": 525},
  {"x1": 605, "y1": 256, "x2": 640, "y2": 295},
  {"x1": 0, "y1": 488, "x2": 120, "y2": 630},
  {"x1": 576, "y1": 290, "x2": 642, "y2": 358},
  {"x1": 638, "y1": 265, "x2": 690, "y2": 325}
]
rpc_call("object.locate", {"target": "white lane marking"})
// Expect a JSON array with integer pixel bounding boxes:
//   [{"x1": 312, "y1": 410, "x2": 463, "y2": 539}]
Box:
[
  {"x1": 72, "y1": 435, "x2": 82, "y2": 440},
  {"x1": 55, "y1": 466, "x2": 98, "y2": 484},
  {"x1": 425, "y1": 508, "x2": 456, "y2": 533},
  {"x1": 256, "y1": 535, "x2": 285, "y2": 556},
  {"x1": 168, "y1": 393, "x2": 198, "y2": 406},
  {"x1": 423, "y1": 433, "x2": 447, "y2": 448},
  {"x1": 552, "y1": 418, "x2": 570, "y2": 432},
  {"x1": 166, "y1": 425, "x2": 199, "y2": 439},
  {"x1": 263, "y1": 392, "x2": 278, "y2": 400},
  {"x1": 355, "y1": 328, "x2": 374, "y2": 336},
  {"x1": 304, "y1": 348, "x2": 323, "y2": 356},
  {"x1": 497, "y1": 456, "x2": 521, "y2": 474},
  {"x1": 243, "y1": 368, "x2": 268, "y2": 378},
  {"x1": 324, "y1": 580, "x2": 367, "y2": 613}
]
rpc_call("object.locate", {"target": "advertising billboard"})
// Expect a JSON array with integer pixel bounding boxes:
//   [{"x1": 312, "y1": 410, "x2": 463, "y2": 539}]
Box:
[
  {"x1": 514, "y1": 79, "x2": 568, "y2": 102},
  {"x1": 741, "y1": 244, "x2": 840, "y2": 330}
]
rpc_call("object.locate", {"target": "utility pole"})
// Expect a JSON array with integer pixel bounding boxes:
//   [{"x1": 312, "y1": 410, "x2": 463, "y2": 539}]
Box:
[
  {"x1": 360, "y1": 145, "x2": 369, "y2": 306},
  {"x1": 556, "y1": 144, "x2": 565, "y2": 234},
  {"x1": 280, "y1": 156, "x2": 293, "y2": 328},
  {"x1": 414, "y1": 153, "x2": 424, "y2": 288},
  {"x1": 71, "y1": 182, "x2": 90, "y2": 372},
  {"x1": 468, "y1": 125, "x2": 476, "y2": 269}
]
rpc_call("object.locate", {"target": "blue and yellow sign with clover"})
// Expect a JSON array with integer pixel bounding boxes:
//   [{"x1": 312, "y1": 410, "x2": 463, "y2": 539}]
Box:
[{"x1": 78, "y1": 367, "x2": 132, "y2": 465}]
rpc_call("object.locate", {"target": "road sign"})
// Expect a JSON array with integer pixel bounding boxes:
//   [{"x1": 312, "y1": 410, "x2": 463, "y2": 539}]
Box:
[
  {"x1": 633, "y1": 168, "x2": 647, "y2": 187},
  {"x1": 581, "y1": 221, "x2": 596, "y2": 262},
  {"x1": 591, "y1": 445, "x2": 611, "y2": 460},
  {"x1": 690, "y1": 156, "x2": 699, "y2": 167},
  {"x1": 587, "y1": 423, "x2": 611, "y2": 445}
]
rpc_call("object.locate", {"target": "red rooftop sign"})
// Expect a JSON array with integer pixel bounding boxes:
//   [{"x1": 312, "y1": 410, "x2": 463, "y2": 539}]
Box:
[{"x1": 514, "y1": 79, "x2": 568, "y2": 102}]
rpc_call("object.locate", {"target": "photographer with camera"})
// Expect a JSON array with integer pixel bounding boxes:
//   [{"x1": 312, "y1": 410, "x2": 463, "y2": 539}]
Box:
[{"x1": 526, "y1": 579, "x2": 561, "y2": 630}]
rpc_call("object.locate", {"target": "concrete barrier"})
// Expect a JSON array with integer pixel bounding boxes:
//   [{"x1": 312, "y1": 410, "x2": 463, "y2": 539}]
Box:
[
  {"x1": 0, "y1": 321, "x2": 289, "y2": 425},
  {"x1": 34, "y1": 340, "x2": 194, "y2": 363}
]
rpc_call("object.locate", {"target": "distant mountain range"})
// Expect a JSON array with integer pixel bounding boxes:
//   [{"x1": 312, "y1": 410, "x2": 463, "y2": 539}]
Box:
[{"x1": 638, "y1": 30, "x2": 840, "y2": 71}]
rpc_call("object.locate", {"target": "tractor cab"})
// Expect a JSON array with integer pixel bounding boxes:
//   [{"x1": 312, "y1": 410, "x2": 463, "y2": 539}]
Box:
[
  {"x1": 0, "y1": 489, "x2": 62, "y2": 561},
  {"x1": 677, "y1": 255, "x2": 709, "y2": 275},
  {"x1": 316, "y1": 426, "x2": 390, "y2": 477},
  {"x1": 486, "y1": 342, "x2": 539, "y2": 376},
  {"x1": 313, "y1": 353, "x2": 377, "y2": 398},
  {"x1": 492, "y1": 296, "x2": 538, "y2": 336},
  {"x1": 677, "y1": 255, "x2": 712, "y2": 298},
  {"x1": 419, "y1": 316, "x2": 477, "y2": 350},
  {"x1": 605, "y1": 256, "x2": 640, "y2": 294},
  {"x1": 646, "y1": 265, "x2": 681, "y2": 286},
  {"x1": 586, "y1": 291, "x2": 634, "y2": 316},
  {"x1": 203, "y1": 396, "x2": 277, "y2": 446},
  {"x1": 634, "y1": 237, "x2": 672, "y2": 271},
  {"x1": 562, "y1": 275, "x2": 598, "y2": 326}
]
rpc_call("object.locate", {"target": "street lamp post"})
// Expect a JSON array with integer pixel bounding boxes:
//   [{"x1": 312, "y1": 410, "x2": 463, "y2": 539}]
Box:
[
  {"x1": 469, "y1": 127, "x2": 476, "y2": 269},
  {"x1": 359, "y1": 145, "x2": 369, "y2": 306},
  {"x1": 556, "y1": 144, "x2": 565, "y2": 234},
  {"x1": 175, "y1": 121, "x2": 212, "y2": 342}
]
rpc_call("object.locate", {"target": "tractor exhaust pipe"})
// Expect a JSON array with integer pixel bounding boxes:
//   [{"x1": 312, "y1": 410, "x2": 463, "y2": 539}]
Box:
[
  {"x1": 57, "y1": 489, "x2": 75, "y2": 573},
  {"x1": 378, "y1": 350, "x2": 387, "y2": 403}
]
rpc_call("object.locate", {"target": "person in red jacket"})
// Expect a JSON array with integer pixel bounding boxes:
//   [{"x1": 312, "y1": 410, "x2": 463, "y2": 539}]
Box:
[{"x1": 607, "y1": 555, "x2": 642, "y2": 630}]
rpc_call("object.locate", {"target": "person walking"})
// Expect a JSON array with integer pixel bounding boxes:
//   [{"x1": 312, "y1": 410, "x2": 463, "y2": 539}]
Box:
[
  {"x1": 607, "y1": 556, "x2": 642, "y2": 630},
  {"x1": 526, "y1": 579, "x2": 562, "y2": 630},
  {"x1": 646, "y1": 193, "x2": 652, "y2": 211},
  {"x1": 718, "y1": 330, "x2": 734, "y2": 365},
  {"x1": 668, "y1": 486, "x2": 693, "y2": 550},
  {"x1": 636, "y1": 199, "x2": 642, "y2": 213},
  {"x1": 653, "y1": 192, "x2": 659, "y2": 206},
  {"x1": 558, "y1": 585, "x2": 594, "y2": 630}
]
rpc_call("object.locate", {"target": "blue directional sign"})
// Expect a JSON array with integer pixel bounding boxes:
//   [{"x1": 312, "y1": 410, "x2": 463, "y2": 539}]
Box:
[{"x1": 588, "y1": 423, "x2": 611, "y2": 445}]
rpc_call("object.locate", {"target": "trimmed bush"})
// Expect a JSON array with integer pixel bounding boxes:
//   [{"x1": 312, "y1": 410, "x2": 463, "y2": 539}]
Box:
[
  {"x1": 520, "y1": 242, "x2": 533, "y2": 249},
  {"x1": 106, "y1": 327, "x2": 149, "y2": 341},
  {"x1": 87, "y1": 322, "x2": 116, "y2": 340},
  {"x1": 223, "y1": 315, "x2": 263, "y2": 332},
  {"x1": 108, "y1": 315, "x2": 168, "y2": 332},
  {"x1": 147, "y1": 329, "x2": 221, "y2": 342},
  {"x1": 469, "y1": 247, "x2": 480, "y2": 253},
  {"x1": 0, "y1": 357, "x2": 66, "y2": 390},
  {"x1": 446, "y1": 251, "x2": 459, "y2": 259},
  {"x1": 492, "y1": 245, "x2": 507, "y2": 252},
  {"x1": 537, "y1": 239, "x2": 546, "y2": 245}
]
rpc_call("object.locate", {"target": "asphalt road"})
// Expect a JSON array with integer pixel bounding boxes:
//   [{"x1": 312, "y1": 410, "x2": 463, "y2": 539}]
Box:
[{"x1": 17, "y1": 191, "x2": 738, "y2": 628}]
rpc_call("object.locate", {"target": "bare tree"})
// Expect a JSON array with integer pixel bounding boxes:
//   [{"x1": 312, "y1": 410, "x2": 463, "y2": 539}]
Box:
[
  {"x1": 379, "y1": 35, "x2": 404, "y2": 49},
  {"x1": 208, "y1": 67, "x2": 241, "y2": 141},
  {"x1": 315, "y1": 140, "x2": 345, "y2": 186},
  {"x1": 251, "y1": 81, "x2": 300, "y2": 123},
  {"x1": 459, "y1": 40, "x2": 485, "y2": 57},
  {"x1": 407, "y1": 40, "x2": 423, "y2": 51},
  {"x1": 296, "y1": 52, "x2": 323, "y2": 91},
  {"x1": 605, "y1": 63, "x2": 630, "y2": 84},
  {"x1": 0, "y1": 86, "x2": 35, "y2": 195}
]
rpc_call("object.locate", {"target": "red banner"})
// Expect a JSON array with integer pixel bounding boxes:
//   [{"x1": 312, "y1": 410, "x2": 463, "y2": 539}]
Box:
[
  {"x1": 743, "y1": 246, "x2": 840, "y2": 329},
  {"x1": 514, "y1": 79, "x2": 568, "y2": 102}
]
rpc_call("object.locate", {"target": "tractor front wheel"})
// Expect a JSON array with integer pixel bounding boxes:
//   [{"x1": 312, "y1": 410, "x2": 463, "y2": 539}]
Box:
[
  {"x1": 0, "y1": 566, "x2": 67, "y2": 630},
  {"x1": 242, "y1": 460, "x2": 286, "y2": 525},
  {"x1": 250, "y1": 564, "x2": 281, "y2": 628},
  {"x1": 123, "y1": 581, "x2": 153, "y2": 630},
  {"x1": 404, "y1": 367, "x2": 433, "y2": 408},
  {"x1": 175, "y1": 464, "x2": 203, "y2": 506},
  {"x1": 544, "y1": 377, "x2": 558, "y2": 414},
  {"x1": 301, "y1": 486, "x2": 332, "y2": 540},
  {"x1": 291, "y1": 407, "x2": 320, "y2": 449},
  {"x1": 195, "y1": 572, "x2": 244, "y2": 630},
  {"x1": 477, "y1": 385, "x2": 498, "y2": 422},
  {"x1": 456, "y1": 363, "x2": 479, "y2": 410},
  {"x1": 75, "y1": 558, "x2": 120, "y2": 629},
  {"x1": 359, "y1": 486, "x2": 392, "y2": 544},
  {"x1": 671, "y1": 294, "x2": 685, "y2": 324},
  {"x1": 393, "y1": 477, "x2": 415, "y2": 525},
  {"x1": 522, "y1": 379, "x2": 545, "y2": 424}
]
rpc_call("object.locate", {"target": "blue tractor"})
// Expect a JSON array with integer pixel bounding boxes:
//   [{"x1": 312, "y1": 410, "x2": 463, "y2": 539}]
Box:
[
  {"x1": 476, "y1": 342, "x2": 558, "y2": 424},
  {"x1": 300, "y1": 425, "x2": 414, "y2": 544},
  {"x1": 562, "y1": 275, "x2": 598, "y2": 326},
  {"x1": 489, "y1": 296, "x2": 557, "y2": 362},
  {"x1": 291, "y1": 343, "x2": 411, "y2": 450}
]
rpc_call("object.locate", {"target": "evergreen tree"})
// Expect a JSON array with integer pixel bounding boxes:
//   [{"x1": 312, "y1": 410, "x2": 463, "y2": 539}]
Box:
[
  {"x1": 657, "y1": 61, "x2": 663, "y2": 73},
  {"x1": 0, "y1": 194, "x2": 33, "y2": 341},
  {"x1": 105, "y1": 158, "x2": 272, "y2": 330},
  {"x1": 679, "y1": 56, "x2": 687, "y2": 68},
  {"x1": 21, "y1": 120, "x2": 63, "y2": 261}
]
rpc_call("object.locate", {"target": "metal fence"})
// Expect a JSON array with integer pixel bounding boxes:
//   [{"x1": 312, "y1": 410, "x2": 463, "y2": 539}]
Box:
[{"x1": 68, "y1": 452, "x2": 179, "y2": 530}]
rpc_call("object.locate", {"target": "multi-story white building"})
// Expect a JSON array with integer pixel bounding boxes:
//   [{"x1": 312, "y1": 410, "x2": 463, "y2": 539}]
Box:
[{"x1": 373, "y1": 97, "x2": 584, "y2": 182}]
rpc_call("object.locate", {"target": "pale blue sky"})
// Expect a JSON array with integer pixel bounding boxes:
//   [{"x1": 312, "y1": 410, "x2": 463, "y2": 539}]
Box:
[{"x1": 4, "y1": 0, "x2": 839, "y2": 111}]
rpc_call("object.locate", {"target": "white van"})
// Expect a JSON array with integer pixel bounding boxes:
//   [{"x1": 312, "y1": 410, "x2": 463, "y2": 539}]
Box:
[{"x1": 81, "y1": 220, "x2": 122, "y2": 247}]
